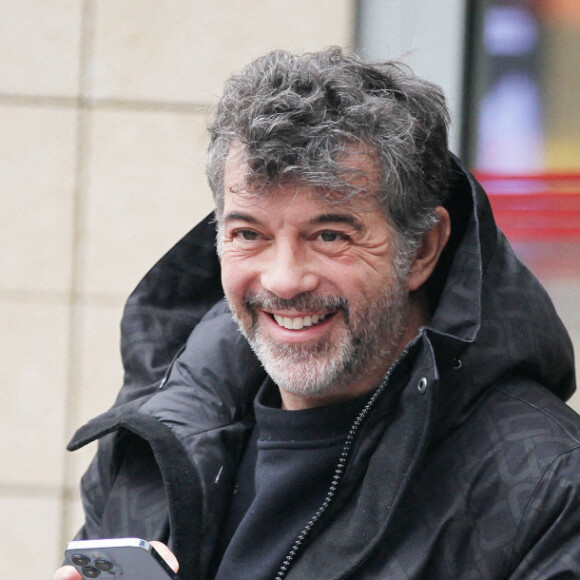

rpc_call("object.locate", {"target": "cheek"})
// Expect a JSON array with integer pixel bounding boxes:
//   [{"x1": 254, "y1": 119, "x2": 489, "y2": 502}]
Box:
[
  {"x1": 322, "y1": 256, "x2": 387, "y2": 292},
  {"x1": 220, "y1": 256, "x2": 252, "y2": 304},
  {"x1": 220, "y1": 258, "x2": 236, "y2": 298},
  {"x1": 332, "y1": 265, "x2": 394, "y2": 308}
]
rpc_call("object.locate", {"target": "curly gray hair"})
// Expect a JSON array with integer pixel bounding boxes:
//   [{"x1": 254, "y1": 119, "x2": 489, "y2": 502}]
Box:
[{"x1": 206, "y1": 47, "x2": 451, "y2": 262}]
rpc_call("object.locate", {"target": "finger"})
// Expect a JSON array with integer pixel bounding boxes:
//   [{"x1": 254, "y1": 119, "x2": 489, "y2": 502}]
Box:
[
  {"x1": 53, "y1": 565, "x2": 82, "y2": 580},
  {"x1": 150, "y1": 540, "x2": 180, "y2": 573}
]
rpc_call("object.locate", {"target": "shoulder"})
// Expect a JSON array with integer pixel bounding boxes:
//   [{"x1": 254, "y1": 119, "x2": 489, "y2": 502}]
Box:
[
  {"x1": 488, "y1": 378, "x2": 580, "y2": 451},
  {"x1": 449, "y1": 378, "x2": 580, "y2": 483},
  {"x1": 482, "y1": 382, "x2": 580, "y2": 576},
  {"x1": 425, "y1": 377, "x2": 580, "y2": 522}
]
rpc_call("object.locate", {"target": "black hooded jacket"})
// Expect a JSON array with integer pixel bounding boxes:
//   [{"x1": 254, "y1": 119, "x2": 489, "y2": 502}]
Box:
[{"x1": 68, "y1": 158, "x2": 580, "y2": 579}]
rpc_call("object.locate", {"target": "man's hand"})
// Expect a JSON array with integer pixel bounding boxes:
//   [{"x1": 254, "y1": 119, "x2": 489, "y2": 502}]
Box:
[{"x1": 52, "y1": 541, "x2": 179, "y2": 579}]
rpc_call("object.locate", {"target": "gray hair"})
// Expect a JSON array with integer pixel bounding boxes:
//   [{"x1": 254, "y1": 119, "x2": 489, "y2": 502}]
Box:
[{"x1": 206, "y1": 47, "x2": 451, "y2": 263}]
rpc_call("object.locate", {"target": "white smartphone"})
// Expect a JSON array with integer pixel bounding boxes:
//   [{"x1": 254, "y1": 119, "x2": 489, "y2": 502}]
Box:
[{"x1": 65, "y1": 538, "x2": 180, "y2": 579}]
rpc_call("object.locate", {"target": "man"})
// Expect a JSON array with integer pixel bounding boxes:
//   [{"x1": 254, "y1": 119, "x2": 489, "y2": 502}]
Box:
[{"x1": 55, "y1": 48, "x2": 580, "y2": 579}]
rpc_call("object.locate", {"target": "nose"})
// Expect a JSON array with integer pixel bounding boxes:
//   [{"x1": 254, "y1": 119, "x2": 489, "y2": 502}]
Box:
[{"x1": 260, "y1": 241, "x2": 319, "y2": 300}]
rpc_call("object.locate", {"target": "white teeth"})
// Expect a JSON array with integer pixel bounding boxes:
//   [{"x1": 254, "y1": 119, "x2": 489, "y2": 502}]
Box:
[{"x1": 272, "y1": 313, "x2": 328, "y2": 330}]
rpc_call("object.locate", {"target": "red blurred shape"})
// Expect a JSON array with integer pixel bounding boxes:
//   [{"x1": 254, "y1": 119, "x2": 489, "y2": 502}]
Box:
[{"x1": 474, "y1": 172, "x2": 580, "y2": 241}]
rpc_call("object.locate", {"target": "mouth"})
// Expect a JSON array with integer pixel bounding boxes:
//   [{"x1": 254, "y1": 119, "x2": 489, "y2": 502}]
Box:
[{"x1": 269, "y1": 311, "x2": 336, "y2": 330}]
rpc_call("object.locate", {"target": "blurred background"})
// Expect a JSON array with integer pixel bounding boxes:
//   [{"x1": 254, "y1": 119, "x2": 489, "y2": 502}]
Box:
[{"x1": 1, "y1": 0, "x2": 579, "y2": 576}]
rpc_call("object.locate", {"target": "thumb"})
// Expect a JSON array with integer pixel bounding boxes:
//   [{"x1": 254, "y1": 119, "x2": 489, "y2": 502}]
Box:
[
  {"x1": 150, "y1": 541, "x2": 179, "y2": 573},
  {"x1": 52, "y1": 565, "x2": 82, "y2": 580}
]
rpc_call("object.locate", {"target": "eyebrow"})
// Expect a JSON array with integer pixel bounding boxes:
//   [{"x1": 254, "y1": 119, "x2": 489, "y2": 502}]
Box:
[
  {"x1": 223, "y1": 210, "x2": 365, "y2": 231},
  {"x1": 309, "y1": 213, "x2": 364, "y2": 231},
  {"x1": 223, "y1": 211, "x2": 262, "y2": 225}
]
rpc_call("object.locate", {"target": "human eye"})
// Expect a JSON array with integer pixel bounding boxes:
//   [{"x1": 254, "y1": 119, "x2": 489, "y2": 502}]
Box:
[
  {"x1": 317, "y1": 230, "x2": 349, "y2": 243},
  {"x1": 311, "y1": 229, "x2": 351, "y2": 255},
  {"x1": 227, "y1": 228, "x2": 267, "y2": 251},
  {"x1": 235, "y1": 229, "x2": 259, "y2": 241}
]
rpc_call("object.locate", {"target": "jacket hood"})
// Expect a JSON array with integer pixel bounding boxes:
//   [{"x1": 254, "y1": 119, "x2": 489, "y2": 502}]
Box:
[
  {"x1": 423, "y1": 156, "x2": 575, "y2": 439},
  {"x1": 67, "y1": 154, "x2": 576, "y2": 580},
  {"x1": 110, "y1": 154, "x2": 575, "y2": 415}
]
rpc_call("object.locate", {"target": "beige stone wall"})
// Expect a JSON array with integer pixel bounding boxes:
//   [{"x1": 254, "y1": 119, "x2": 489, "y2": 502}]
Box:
[{"x1": 0, "y1": 1, "x2": 355, "y2": 576}]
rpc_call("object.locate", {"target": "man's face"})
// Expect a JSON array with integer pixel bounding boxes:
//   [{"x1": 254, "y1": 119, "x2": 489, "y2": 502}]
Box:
[{"x1": 219, "y1": 150, "x2": 416, "y2": 407}]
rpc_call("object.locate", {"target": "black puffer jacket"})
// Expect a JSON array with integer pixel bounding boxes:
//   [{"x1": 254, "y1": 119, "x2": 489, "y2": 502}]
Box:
[{"x1": 69, "y1": 158, "x2": 580, "y2": 579}]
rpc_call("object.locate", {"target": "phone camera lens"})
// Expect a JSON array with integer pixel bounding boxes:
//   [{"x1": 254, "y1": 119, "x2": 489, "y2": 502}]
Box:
[
  {"x1": 82, "y1": 566, "x2": 100, "y2": 578},
  {"x1": 72, "y1": 554, "x2": 90, "y2": 567},
  {"x1": 95, "y1": 559, "x2": 114, "y2": 572}
]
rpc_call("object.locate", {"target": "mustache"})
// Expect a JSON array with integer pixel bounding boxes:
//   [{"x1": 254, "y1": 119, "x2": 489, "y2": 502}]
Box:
[{"x1": 243, "y1": 291, "x2": 349, "y2": 318}]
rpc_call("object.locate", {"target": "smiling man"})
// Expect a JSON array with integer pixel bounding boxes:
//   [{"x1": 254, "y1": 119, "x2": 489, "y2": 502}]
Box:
[{"x1": 55, "y1": 48, "x2": 580, "y2": 580}]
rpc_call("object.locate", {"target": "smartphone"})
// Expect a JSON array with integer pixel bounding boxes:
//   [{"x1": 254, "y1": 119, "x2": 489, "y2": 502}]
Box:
[{"x1": 65, "y1": 538, "x2": 180, "y2": 579}]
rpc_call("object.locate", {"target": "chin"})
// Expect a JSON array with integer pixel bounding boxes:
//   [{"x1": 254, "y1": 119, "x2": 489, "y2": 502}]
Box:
[{"x1": 250, "y1": 332, "x2": 361, "y2": 396}]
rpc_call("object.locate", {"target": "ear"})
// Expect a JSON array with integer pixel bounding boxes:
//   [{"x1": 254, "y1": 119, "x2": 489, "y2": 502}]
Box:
[{"x1": 407, "y1": 207, "x2": 451, "y2": 292}]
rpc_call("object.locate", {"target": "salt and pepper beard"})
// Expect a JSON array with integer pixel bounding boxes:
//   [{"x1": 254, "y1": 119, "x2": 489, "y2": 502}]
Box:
[{"x1": 227, "y1": 271, "x2": 410, "y2": 398}]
